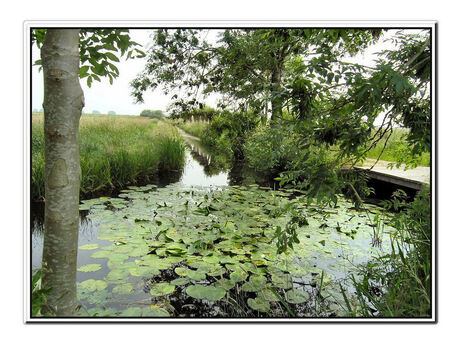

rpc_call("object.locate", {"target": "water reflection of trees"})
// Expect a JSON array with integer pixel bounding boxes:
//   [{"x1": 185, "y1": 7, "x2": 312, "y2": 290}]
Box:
[{"x1": 185, "y1": 139, "x2": 232, "y2": 177}]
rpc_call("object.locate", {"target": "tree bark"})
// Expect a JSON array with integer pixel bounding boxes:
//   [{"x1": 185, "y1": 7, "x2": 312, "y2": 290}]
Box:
[
  {"x1": 40, "y1": 29, "x2": 84, "y2": 316},
  {"x1": 270, "y1": 64, "x2": 282, "y2": 122}
]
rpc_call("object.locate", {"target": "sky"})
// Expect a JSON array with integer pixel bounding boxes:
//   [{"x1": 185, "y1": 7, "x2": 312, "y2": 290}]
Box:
[{"x1": 32, "y1": 29, "x2": 422, "y2": 116}]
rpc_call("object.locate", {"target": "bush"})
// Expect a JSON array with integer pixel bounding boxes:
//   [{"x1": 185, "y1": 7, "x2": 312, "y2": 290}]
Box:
[
  {"x1": 202, "y1": 110, "x2": 258, "y2": 158},
  {"x1": 140, "y1": 109, "x2": 165, "y2": 119},
  {"x1": 244, "y1": 124, "x2": 300, "y2": 173}
]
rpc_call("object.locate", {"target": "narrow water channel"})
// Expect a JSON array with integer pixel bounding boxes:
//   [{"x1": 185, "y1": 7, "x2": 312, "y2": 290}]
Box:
[
  {"x1": 31, "y1": 131, "x2": 236, "y2": 270},
  {"x1": 30, "y1": 131, "x2": 396, "y2": 318}
]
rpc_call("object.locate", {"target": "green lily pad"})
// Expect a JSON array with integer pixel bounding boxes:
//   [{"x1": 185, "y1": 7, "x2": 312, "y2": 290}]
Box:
[
  {"x1": 142, "y1": 306, "x2": 170, "y2": 317},
  {"x1": 229, "y1": 270, "x2": 248, "y2": 283},
  {"x1": 87, "y1": 289, "x2": 112, "y2": 305},
  {"x1": 79, "y1": 243, "x2": 99, "y2": 251},
  {"x1": 150, "y1": 283, "x2": 175, "y2": 297},
  {"x1": 242, "y1": 275, "x2": 267, "y2": 292},
  {"x1": 215, "y1": 278, "x2": 236, "y2": 291},
  {"x1": 171, "y1": 277, "x2": 190, "y2": 286},
  {"x1": 186, "y1": 284, "x2": 226, "y2": 301},
  {"x1": 79, "y1": 279, "x2": 107, "y2": 292},
  {"x1": 248, "y1": 296, "x2": 270, "y2": 312},
  {"x1": 285, "y1": 289, "x2": 309, "y2": 304},
  {"x1": 120, "y1": 307, "x2": 142, "y2": 317},
  {"x1": 112, "y1": 283, "x2": 134, "y2": 295},
  {"x1": 271, "y1": 273, "x2": 293, "y2": 289},
  {"x1": 77, "y1": 264, "x2": 102, "y2": 272},
  {"x1": 91, "y1": 250, "x2": 112, "y2": 259}
]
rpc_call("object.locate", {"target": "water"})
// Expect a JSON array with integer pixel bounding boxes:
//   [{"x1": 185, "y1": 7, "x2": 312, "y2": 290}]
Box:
[
  {"x1": 31, "y1": 132, "x2": 395, "y2": 318},
  {"x1": 31, "y1": 132, "x2": 234, "y2": 270}
]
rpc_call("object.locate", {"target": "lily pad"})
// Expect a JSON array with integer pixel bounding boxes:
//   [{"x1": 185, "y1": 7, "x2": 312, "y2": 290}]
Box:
[
  {"x1": 79, "y1": 279, "x2": 107, "y2": 292},
  {"x1": 186, "y1": 284, "x2": 226, "y2": 301},
  {"x1": 79, "y1": 243, "x2": 99, "y2": 251},
  {"x1": 285, "y1": 289, "x2": 309, "y2": 304},
  {"x1": 241, "y1": 275, "x2": 267, "y2": 292},
  {"x1": 248, "y1": 296, "x2": 270, "y2": 312},
  {"x1": 77, "y1": 264, "x2": 102, "y2": 273},
  {"x1": 150, "y1": 283, "x2": 175, "y2": 297},
  {"x1": 112, "y1": 283, "x2": 134, "y2": 295}
]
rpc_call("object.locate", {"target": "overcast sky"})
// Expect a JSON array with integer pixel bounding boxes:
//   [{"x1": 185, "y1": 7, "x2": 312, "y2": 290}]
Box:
[{"x1": 32, "y1": 29, "x2": 422, "y2": 116}]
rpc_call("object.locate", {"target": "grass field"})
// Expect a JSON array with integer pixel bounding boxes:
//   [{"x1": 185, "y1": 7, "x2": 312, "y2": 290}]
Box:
[
  {"x1": 32, "y1": 113, "x2": 185, "y2": 201},
  {"x1": 363, "y1": 128, "x2": 430, "y2": 167}
]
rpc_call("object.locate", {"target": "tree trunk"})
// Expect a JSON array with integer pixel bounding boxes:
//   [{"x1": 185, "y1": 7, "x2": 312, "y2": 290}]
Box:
[
  {"x1": 40, "y1": 29, "x2": 84, "y2": 316},
  {"x1": 270, "y1": 65, "x2": 282, "y2": 122}
]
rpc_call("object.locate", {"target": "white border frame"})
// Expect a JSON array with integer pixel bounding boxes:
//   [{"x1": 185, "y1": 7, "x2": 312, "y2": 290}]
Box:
[{"x1": 24, "y1": 20, "x2": 437, "y2": 323}]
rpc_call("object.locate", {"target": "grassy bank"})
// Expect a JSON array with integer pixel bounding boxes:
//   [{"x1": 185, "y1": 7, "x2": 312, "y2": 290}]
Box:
[
  {"x1": 32, "y1": 114, "x2": 185, "y2": 201},
  {"x1": 365, "y1": 128, "x2": 430, "y2": 167},
  {"x1": 175, "y1": 119, "x2": 209, "y2": 139}
]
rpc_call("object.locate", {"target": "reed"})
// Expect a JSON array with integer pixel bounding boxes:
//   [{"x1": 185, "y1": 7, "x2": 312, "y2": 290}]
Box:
[{"x1": 31, "y1": 114, "x2": 185, "y2": 201}]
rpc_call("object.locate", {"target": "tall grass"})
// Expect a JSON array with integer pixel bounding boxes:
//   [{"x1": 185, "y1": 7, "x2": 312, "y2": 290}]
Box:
[
  {"x1": 174, "y1": 119, "x2": 209, "y2": 139},
  {"x1": 366, "y1": 128, "x2": 430, "y2": 167},
  {"x1": 31, "y1": 114, "x2": 185, "y2": 201}
]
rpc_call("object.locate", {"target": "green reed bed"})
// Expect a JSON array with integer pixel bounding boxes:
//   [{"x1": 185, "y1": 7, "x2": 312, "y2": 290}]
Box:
[{"x1": 31, "y1": 114, "x2": 185, "y2": 201}]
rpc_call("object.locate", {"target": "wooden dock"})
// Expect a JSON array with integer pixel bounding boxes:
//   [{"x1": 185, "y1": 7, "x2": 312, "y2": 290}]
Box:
[{"x1": 354, "y1": 159, "x2": 430, "y2": 190}]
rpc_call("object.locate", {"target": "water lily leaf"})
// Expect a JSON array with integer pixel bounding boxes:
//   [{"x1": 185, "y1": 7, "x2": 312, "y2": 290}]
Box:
[
  {"x1": 108, "y1": 253, "x2": 130, "y2": 262},
  {"x1": 129, "y1": 266, "x2": 160, "y2": 277},
  {"x1": 285, "y1": 289, "x2": 309, "y2": 304},
  {"x1": 248, "y1": 296, "x2": 270, "y2": 312},
  {"x1": 258, "y1": 288, "x2": 280, "y2": 302},
  {"x1": 271, "y1": 273, "x2": 293, "y2": 289},
  {"x1": 150, "y1": 282, "x2": 175, "y2": 297},
  {"x1": 91, "y1": 250, "x2": 112, "y2": 259},
  {"x1": 215, "y1": 278, "x2": 235, "y2": 291},
  {"x1": 142, "y1": 305, "x2": 170, "y2": 317},
  {"x1": 229, "y1": 270, "x2": 248, "y2": 283},
  {"x1": 186, "y1": 284, "x2": 226, "y2": 301},
  {"x1": 79, "y1": 279, "x2": 107, "y2": 292},
  {"x1": 79, "y1": 243, "x2": 99, "y2": 251},
  {"x1": 78, "y1": 264, "x2": 102, "y2": 272},
  {"x1": 87, "y1": 289, "x2": 112, "y2": 305},
  {"x1": 112, "y1": 283, "x2": 134, "y2": 295},
  {"x1": 120, "y1": 307, "x2": 142, "y2": 317},
  {"x1": 105, "y1": 269, "x2": 130, "y2": 284},
  {"x1": 242, "y1": 275, "x2": 267, "y2": 292},
  {"x1": 171, "y1": 277, "x2": 190, "y2": 286}
]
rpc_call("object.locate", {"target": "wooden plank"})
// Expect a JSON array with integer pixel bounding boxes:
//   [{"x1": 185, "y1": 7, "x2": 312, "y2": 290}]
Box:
[{"x1": 353, "y1": 159, "x2": 430, "y2": 190}]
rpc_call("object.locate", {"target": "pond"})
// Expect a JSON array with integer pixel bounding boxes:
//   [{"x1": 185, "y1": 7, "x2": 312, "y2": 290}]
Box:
[{"x1": 31, "y1": 131, "x2": 396, "y2": 318}]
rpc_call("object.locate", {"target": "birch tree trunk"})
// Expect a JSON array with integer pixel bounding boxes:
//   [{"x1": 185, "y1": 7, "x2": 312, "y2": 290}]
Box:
[{"x1": 40, "y1": 29, "x2": 84, "y2": 316}]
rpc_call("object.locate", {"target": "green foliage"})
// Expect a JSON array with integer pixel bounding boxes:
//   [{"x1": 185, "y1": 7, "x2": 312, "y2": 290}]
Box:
[
  {"x1": 140, "y1": 109, "x2": 165, "y2": 119},
  {"x1": 131, "y1": 29, "x2": 381, "y2": 122},
  {"x1": 201, "y1": 110, "x2": 259, "y2": 159},
  {"x1": 175, "y1": 120, "x2": 209, "y2": 139},
  {"x1": 31, "y1": 116, "x2": 185, "y2": 201},
  {"x1": 244, "y1": 124, "x2": 299, "y2": 173},
  {"x1": 33, "y1": 29, "x2": 144, "y2": 87},
  {"x1": 31, "y1": 270, "x2": 52, "y2": 317}
]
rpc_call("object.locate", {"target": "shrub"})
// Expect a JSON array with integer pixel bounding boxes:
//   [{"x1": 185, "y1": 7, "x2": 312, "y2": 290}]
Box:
[
  {"x1": 244, "y1": 124, "x2": 299, "y2": 173},
  {"x1": 140, "y1": 109, "x2": 165, "y2": 119},
  {"x1": 202, "y1": 110, "x2": 259, "y2": 158}
]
